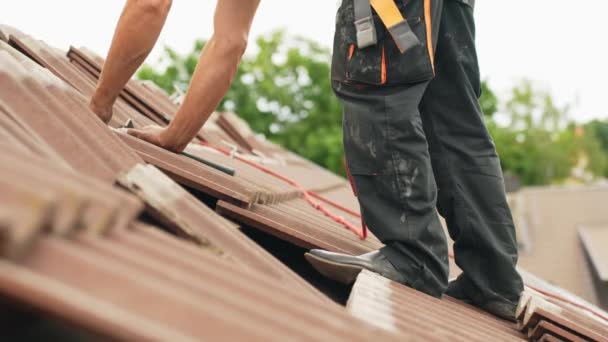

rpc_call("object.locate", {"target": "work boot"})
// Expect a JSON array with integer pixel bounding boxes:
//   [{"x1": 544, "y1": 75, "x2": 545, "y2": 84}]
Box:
[
  {"x1": 446, "y1": 279, "x2": 519, "y2": 322},
  {"x1": 305, "y1": 249, "x2": 407, "y2": 285}
]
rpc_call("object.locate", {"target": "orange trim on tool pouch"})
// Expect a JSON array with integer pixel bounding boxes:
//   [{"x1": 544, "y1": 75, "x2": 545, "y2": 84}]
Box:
[
  {"x1": 348, "y1": 44, "x2": 355, "y2": 61},
  {"x1": 424, "y1": 0, "x2": 435, "y2": 71},
  {"x1": 381, "y1": 47, "x2": 387, "y2": 84}
]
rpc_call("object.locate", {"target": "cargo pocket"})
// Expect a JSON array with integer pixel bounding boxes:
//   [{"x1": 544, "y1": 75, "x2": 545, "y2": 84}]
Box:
[
  {"x1": 331, "y1": 0, "x2": 436, "y2": 86},
  {"x1": 341, "y1": 93, "x2": 387, "y2": 175},
  {"x1": 341, "y1": 97, "x2": 384, "y2": 234}
]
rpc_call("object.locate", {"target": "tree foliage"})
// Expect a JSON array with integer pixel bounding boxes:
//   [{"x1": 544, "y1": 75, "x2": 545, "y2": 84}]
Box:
[
  {"x1": 488, "y1": 80, "x2": 607, "y2": 185},
  {"x1": 138, "y1": 31, "x2": 607, "y2": 184},
  {"x1": 584, "y1": 120, "x2": 608, "y2": 177},
  {"x1": 480, "y1": 80, "x2": 498, "y2": 118}
]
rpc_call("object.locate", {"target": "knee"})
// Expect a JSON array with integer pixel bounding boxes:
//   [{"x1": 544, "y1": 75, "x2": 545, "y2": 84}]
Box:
[{"x1": 131, "y1": 0, "x2": 172, "y2": 16}]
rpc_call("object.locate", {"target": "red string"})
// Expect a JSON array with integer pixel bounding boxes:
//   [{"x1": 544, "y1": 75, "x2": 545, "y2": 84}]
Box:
[
  {"x1": 198, "y1": 142, "x2": 607, "y2": 324},
  {"x1": 308, "y1": 191, "x2": 362, "y2": 218},
  {"x1": 198, "y1": 142, "x2": 367, "y2": 239}
]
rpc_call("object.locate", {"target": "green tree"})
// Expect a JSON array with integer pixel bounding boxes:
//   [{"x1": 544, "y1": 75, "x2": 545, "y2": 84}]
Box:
[
  {"x1": 583, "y1": 120, "x2": 608, "y2": 177},
  {"x1": 487, "y1": 80, "x2": 606, "y2": 185},
  {"x1": 480, "y1": 80, "x2": 498, "y2": 117},
  {"x1": 488, "y1": 80, "x2": 572, "y2": 185},
  {"x1": 138, "y1": 40, "x2": 205, "y2": 93}
]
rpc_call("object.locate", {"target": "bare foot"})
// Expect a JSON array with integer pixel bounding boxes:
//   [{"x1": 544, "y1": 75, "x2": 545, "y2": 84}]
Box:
[{"x1": 88, "y1": 98, "x2": 113, "y2": 124}]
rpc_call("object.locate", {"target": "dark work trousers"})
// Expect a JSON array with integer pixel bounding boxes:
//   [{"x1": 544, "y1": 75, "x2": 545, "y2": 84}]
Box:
[{"x1": 331, "y1": 0, "x2": 524, "y2": 306}]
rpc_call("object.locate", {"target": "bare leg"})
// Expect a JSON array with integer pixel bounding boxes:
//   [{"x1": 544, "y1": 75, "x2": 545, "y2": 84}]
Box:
[{"x1": 90, "y1": 0, "x2": 172, "y2": 123}]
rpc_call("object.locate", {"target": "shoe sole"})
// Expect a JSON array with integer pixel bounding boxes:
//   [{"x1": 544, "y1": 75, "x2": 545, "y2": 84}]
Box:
[{"x1": 305, "y1": 252, "x2": 363, "y2": 284}]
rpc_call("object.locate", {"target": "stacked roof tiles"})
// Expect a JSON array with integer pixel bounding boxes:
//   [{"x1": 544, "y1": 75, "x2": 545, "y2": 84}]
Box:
[
  {"x1": 1, "y1": 25, "x2": 608, "y2": 341},
  {"x1": 517, "y1": 292, "x2": 608, "y2": 341}
]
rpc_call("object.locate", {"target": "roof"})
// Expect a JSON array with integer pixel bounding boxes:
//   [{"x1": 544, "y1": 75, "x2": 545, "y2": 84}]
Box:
[
  {"x1": 579, "y1": 224, "x2": 608, "y2": 282},
  {"x1": 1, "y1": 24, "x2": 607, "y2": 340},
  {"x1": 513, "y1": 186, "x2": 608, "y2": 304}
]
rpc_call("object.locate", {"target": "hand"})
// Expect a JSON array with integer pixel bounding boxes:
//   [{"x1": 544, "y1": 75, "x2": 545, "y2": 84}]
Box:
[
  {"x1": 89, "y1": 99, "x2": 113, "y2": 124},
  {"x1": 127, "y1": 125, "x2": 183, "y2": 153}
]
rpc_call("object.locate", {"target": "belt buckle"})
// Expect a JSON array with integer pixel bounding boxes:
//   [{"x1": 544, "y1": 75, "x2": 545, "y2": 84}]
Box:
[{"x1": 355, "y1": 16, "x2": 377, "y2": 49}]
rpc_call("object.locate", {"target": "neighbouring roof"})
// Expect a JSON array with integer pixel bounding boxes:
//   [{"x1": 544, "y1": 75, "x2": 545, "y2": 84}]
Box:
[
  {"x1": 1, "y1": 24, "x2": 607, "y2": 341},
  {"x1": 513, "y1": 186, "x2": 608, "y2": 305},
  {"x1": 579, "y1": 224, "x2": 608, "y2": 282}
]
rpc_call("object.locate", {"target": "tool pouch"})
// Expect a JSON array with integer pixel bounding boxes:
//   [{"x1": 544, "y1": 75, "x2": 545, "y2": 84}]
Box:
[{"x1": 331, "y1": 0, "x2": 436, "y2": 86}]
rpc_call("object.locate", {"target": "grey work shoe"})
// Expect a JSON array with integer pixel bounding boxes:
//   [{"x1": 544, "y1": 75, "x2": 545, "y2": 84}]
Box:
[
  {"x1": 446, "y1": 280, "x2": 519, "y2": 322},
  {"x1": 305, "y1": 249, "x2": 407, "y2": 285}
]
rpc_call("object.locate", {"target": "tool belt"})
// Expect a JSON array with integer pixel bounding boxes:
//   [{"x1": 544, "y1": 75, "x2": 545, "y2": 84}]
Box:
[{"x1": 332, "y1": 0, "x2": 438, "y2": 86}]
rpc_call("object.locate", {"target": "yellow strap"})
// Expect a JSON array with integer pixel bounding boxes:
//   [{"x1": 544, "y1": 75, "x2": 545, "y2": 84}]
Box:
[{"x1": 370, "y1": 0, "x2": 404, "y2": 29}]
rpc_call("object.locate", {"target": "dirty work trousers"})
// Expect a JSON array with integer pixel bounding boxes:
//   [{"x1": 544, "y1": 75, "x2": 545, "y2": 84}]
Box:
[{"x1": 331, "y1": 0, "x2": 524, "y2": 307}]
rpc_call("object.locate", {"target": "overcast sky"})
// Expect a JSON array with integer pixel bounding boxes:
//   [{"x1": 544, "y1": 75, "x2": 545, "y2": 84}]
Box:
[{"x1": 3, "y1": 1, "x2": 607, "y2": 121}]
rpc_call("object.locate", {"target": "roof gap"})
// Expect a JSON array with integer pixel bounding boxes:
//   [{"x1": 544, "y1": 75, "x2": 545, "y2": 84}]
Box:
[{"x1": 239, "y1": 226, "x2": 352, "y2": 305}]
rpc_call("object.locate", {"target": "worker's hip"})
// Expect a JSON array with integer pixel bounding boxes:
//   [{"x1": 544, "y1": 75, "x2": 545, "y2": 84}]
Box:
[{"x1": 331, "y1": 0, "x2": 442, "y2": 86}]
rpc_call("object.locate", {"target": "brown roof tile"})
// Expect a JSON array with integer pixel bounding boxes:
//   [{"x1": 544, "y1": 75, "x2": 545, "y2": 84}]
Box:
[
  {"x1": 183, "y1": 145, "x2": 304, "y2": 203},
  {"x1": 0, "y1": 53, "x2": 116, "y2": 181},
  {"x1": 0, "y1": 259, "x2": 195, "y2": 341},
  {"x1": 0, "y1": 25, "x2": 22, "y2": 41},
  {"x1": 216, "y1": 112, "x2": 264, "y2": 153},
  {"x1": 0, "y1": 42, "x2": 143, "y2": 173},
  {"x1": 0, "y1": 231, "x2": 397, "y2": 340},
  {"x1": 0, "y1": 103, "x2": 69, "y2": 163},
  {"x1": 0, "y1": 181, "x2": 54, "y2": 260},
  {"x1": 539, "y1": 334, "x2": 567, "y2": 342},
  {"x1": 349, "y1": 270, "x2": 526, "y2": 341},
  {"x1": 528, "y1": 320, "x2": 587, "y2": 342},
  {"x1": 117, "y1": 132, "x2": 258, "y2": 206},
  {"x1": 517, "y1": 294, "x2": 608, "y2": 341},
  {"x1": 313, "y1": 185, "x2": 362, "y2": 214},
  {"x1": 217, "y1": 198, "x2": 381, "y2": 254},
  {"x1": 1, "y1": 149, "x2": 144, "y2": 236}
]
